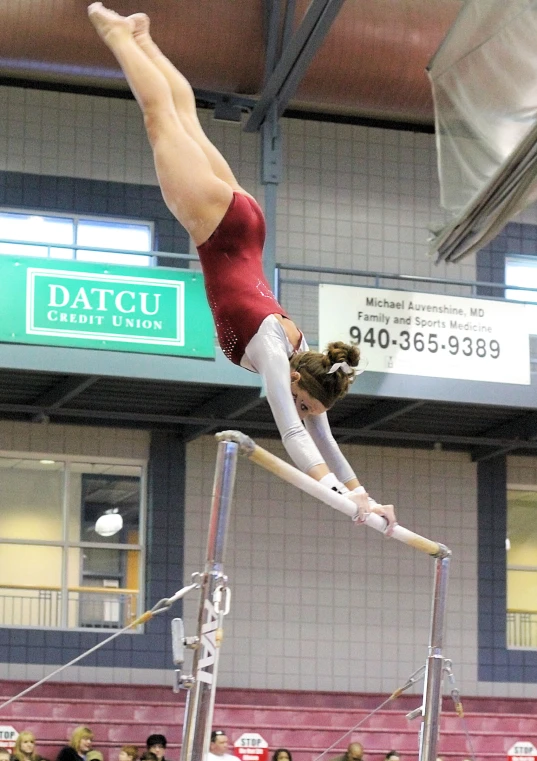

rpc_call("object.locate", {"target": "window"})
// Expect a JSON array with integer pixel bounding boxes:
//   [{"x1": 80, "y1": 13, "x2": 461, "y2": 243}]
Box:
[
  {"x1": 505, "y1": 255, "x2": 537, "y2": 302},
  {"x1": 0, "y1": 454, "x2": 145, "y2": 631},
  {"x1": 506, "y1": 484, "x2": 537, "y2": 648},
  {"x1": 0, "y1": 210, "x2": 153, "y2": 266}
]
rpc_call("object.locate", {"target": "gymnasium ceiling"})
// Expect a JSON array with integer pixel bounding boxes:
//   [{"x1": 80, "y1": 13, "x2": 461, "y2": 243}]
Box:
[{"x1": 0, "y1": 0, "x2": 463, "y2": 126}]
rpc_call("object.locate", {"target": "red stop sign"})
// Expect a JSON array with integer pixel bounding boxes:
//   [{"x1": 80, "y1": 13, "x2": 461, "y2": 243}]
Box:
[
  {"x1": 233, "y1": 733, "x2": 269, "y2": 761},
  {"x1": 508, "y1": 741, "x2": 537, "y2": 761},
  {"x1": 0, "y1": 726, "x2": 18, "y2": 753}
]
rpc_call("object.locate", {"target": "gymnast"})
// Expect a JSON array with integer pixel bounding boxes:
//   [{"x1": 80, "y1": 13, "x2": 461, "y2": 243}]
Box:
[{"x1": 87, "y1": 3, "x2": 396, "y2": 531}]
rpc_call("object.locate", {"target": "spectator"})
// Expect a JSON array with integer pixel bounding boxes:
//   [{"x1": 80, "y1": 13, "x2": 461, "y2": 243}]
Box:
[
  {"x1": 56, "y1": 727, "x2": 93, "y2": 761},
  {"x1": 140, "y1": 755, "x2": 158, "y2": 761},
  {"x1": 272, "y1": 751, "x2": 292, "y2": 761},
  {"x1": 330, "y1": 743, "x2": 364, "y2": 761},
  {"x1": 13, "y1": 732, "x2": 48, "y2": 761},
  {"x1": 146, "y1": 736, "x2": 169, "y2": 761},
  {"x1": 86, "y1": 753, "x2": 102, "y2": 761},
  {"x1": 0, "y1": 751, "x2": 11, "y2": 761},
  {"x1": 385, "y1": 754, "x2": 399, "y2": 761},
  {"x1": 119, "y1": 748, "x2": 138, "y2": 761},
  {"x1": 207, "y1": 731, "x2": 235, "y2": 760}
]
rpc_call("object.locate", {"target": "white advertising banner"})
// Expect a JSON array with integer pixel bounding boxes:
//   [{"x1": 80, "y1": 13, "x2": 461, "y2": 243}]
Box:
[{"x1": 318, "y1": 285, "x2": 530, "y2": 385}]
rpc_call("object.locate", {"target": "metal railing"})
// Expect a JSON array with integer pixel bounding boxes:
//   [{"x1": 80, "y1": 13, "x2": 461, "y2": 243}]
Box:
[
  {"x1": 507, "y1": 609, "x2": 537, "y2": 648},
  {"x1": 276, "y1": 261, "x2": 527, "y2": 298},
  {"x1": 275, "y1": 262, "x2": 537, "y2": 347},
  {"x1": 4, "y1": 235, "x2": 537, "y2": 352},
  {"x1": 0, "y1": 237, "x2": 200, "y2": 265},
  {"x1": 2, "y1": 235, "x2": 537, "y2": 300},
  {"x1": 0, "y1": 583, "x2": 139, "y2": 630}
]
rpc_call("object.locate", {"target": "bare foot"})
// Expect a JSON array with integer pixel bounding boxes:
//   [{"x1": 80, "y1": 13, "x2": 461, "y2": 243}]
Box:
[
  {"x1": 129, "y1": 12, "x2": 151, "y2": 43},
  {"x1": 88, "y1": 2, "x2": 134, "y2": 43}
]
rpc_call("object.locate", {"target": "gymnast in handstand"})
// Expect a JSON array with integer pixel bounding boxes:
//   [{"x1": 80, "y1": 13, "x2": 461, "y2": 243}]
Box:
[{"x1": 88, "y1": 3, "x2": 396, "y2": 531}]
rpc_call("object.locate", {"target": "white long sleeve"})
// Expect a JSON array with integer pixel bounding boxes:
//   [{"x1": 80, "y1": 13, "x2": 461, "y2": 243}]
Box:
[
  {"x1": 242, "y1": 315, "x2": 357, "y2": 482},
  {"x1": 305, "y1": 412, "x2": 356, "y2": 484}
]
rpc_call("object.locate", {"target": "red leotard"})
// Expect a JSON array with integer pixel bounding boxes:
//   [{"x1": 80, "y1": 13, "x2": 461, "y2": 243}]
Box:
[
  {"x1": 196, "y1": 192, "x2": 289, "y2": 365},
  {"x1": 197, "y1": 193, "x2": 358, "y2": 485}
]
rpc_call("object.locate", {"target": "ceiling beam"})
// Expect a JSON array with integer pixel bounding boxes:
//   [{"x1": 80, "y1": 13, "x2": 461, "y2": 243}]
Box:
[
  {"x1": 245, "y1": 0, "x2": 346, "y2": 132},
  {"x1": 263, "y1": 0, "x2": 283, "y2": 82},
  {"x1": 31, "y1": 375, "x2": 100, "y2": 410},
  {"x1": 337, "y1": 400, "x2": 425, "y2": 442},
  {"x1": 470, "y1": 443, "x2": 522, "y2": 463},
  {"x1": 194, "y1": 89, "x2": 255, "y2": 118},
  {"x1": 281, "y1": 0, "x2": 298, "y2": 53},
  {"x1": 336, "y1": 428, "x2": 537, "y2": 450},
  {"x1": 5, "y1": 400, "x2": 537, "y2": 451},
  {"x1": 182, "y1": 387, "x2": 263, "y2": 442},
  {"x1": 469, "y1": 410, "x2": 537, "y2": 461},
  {"x1": 480, "y1": 410, "x2": 537, "y2": 440},
  {"x1": 0, "y1": 401, "x2": 278, "y2": 432}
]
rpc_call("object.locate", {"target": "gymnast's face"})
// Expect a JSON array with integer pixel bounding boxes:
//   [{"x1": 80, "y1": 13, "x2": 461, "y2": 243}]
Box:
[{"x1": 290, "y1": 372, "x2": 327, "y2": 420}]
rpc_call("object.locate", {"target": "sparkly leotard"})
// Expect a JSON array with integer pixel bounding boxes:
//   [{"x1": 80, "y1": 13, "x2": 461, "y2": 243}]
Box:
[
  {"x1": 196, "y1": 192, "x2": 289, "y2": 366},
  {"x1": 196, "y1": 191, "x2": 357, "y2": 483}
]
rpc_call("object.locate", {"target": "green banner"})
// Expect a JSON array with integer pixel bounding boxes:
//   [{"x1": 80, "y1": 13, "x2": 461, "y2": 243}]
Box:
[{"x1": 0, "y1": 256, "x2": 214, "y2": 358}]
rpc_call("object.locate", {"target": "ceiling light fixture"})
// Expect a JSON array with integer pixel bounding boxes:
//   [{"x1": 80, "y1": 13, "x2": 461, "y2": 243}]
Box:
[{"x1": 95, "y1": 508, "x2": 123, "y2": 537}]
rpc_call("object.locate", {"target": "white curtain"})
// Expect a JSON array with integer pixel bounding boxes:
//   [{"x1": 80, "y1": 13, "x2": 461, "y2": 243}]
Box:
[{"x1": 428, "y1": 0, "x2": 537, "y2": 262}]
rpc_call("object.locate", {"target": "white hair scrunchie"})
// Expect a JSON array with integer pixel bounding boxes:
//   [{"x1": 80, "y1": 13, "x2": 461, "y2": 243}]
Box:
[{"x1": 327, "y1": 361, "x2": 353, "y2": 375}]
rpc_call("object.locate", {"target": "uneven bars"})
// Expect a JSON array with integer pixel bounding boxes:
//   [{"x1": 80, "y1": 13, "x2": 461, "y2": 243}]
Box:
[{"x1": 215, "y1": 430, "x2": 448, "y2": 558}]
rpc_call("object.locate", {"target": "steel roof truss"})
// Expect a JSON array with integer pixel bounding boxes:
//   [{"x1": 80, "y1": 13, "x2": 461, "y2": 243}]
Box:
[{"x1": 245, "y1": 0, "x2": 346, "y2": 132}]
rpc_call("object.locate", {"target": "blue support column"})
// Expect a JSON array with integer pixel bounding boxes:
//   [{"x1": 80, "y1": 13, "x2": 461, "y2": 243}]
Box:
[{"x1": 261, "y1": 102, "x2": 282, "y2": 289}]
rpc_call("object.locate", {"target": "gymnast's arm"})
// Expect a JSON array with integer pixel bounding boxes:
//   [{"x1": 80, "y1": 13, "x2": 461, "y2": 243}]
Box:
[
  {"x1": 305, "y1": 412, "x2": 358, "y2": 486},
  {"x1": 306, "y1": 412, "x2": 390, "y2": 512},
  {"x1": 243, "y1": 326, "x2": 333, "y2": 478},
  {"x1": 304, "y1": 403, "x2": 397, "y2": 532},
  {"x1": 243, "y1": 325, "x2": 397, "y2": 529},
  {"x1": 243, "y1": 325, "x2": 397, "y2": 530}
]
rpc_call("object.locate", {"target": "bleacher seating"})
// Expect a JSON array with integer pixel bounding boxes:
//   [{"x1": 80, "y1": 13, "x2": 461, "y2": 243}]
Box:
[{"x1": 0, "y1": 681, "x2": 533, "y2": 761}]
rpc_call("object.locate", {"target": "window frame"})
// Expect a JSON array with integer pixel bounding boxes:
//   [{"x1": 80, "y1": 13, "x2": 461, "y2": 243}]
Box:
[
  {"x1": 0, "y1": 206, "x2": 156, "y2": 266},
  {"x1": 0, "y1": 449, "x2": 147, "y2": 632},
  {"x1": 505, "y1": 254, "x2": 537, "y2": 303},
  {"x1": 506, "y1": 482, "x2": 537, "y2": 650}
]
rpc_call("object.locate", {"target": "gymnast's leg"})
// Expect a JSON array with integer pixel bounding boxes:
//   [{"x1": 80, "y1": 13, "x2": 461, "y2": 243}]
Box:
[
  {"x1": 128, "y1": 12, "x2": 247, "y2": 194},
  {"x1": 87, "y1": 3, "x2": 232, "y2": 245}
]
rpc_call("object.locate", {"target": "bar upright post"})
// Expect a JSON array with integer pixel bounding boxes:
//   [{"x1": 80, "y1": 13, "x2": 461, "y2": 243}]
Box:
[
  {"x1": 180, "y1": 441, "x2": 238, "y2": 761},
  {"x1": 419, "y1": 553, "x2": 451, "y2": 761}
]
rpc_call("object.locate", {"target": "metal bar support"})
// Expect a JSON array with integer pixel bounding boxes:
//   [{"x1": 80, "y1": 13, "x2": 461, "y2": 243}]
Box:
[
  {"x1": 216, "y1": 430, "x2": 452, "y2": 760},
  {"x1": 419, "y1": 555, "x2": 451, "y2": 761},
  {"x1": 179, "y1": 440, "x2": 239, "y2": 761}
]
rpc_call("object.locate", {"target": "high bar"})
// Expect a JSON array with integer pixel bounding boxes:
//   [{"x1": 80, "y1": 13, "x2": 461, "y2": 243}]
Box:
[{"x1": 215, "y1": 430, "x2": 449, "y2": 558}]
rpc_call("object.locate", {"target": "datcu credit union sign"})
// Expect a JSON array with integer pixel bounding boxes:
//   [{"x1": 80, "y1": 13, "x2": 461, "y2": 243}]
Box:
[{"x1": 0, "y1": 256, "x2": 215, "y2": 358}]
